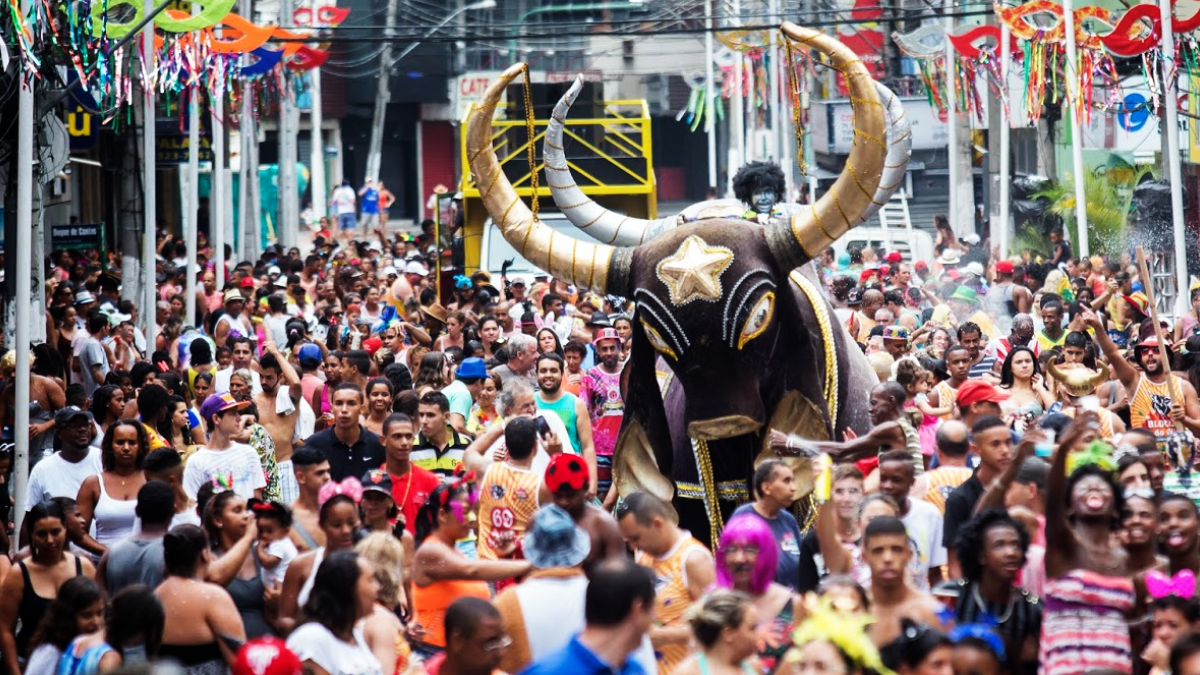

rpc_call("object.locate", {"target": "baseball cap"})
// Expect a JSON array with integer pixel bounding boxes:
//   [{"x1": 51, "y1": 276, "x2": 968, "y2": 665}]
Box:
[
  {"x1": 995, "y1": 260, "x2": 1015, "y2": 274},
  {"x1": 846, "y1": 288, "x2": 863, "y2": 306},
  {"x1": 593, "y1": 327, "x2": 622, "y2": 345},
  {"x1": 955, "y1": 380, "x2": 1010, "y2": 408},
  {"x1": 200, "y1": 393, "x2": 251, "y2": 421},
  {"x1": 239, "y1": 277, "x2": 256, "y2": 289},
  {"x1": 405, "y1": 261, "x2": 429, "y2": 277},
  {"x1": 381, "y1": 266, "x2": 398, "y2": 278},
  {"x1": 362, "y1": 336, "x2": 383, "y2": 356},
  {"x1": 914, "y1": 261, "x2": 929, "y2": 272},
  {"x1": 297, "y1": 343, "x2": 322, "y2": 368},
  {"x1": 233, "y1": 637, "x2": 301, "y2": 675},
  {"x1": 545, "y1": 453, "x2": 589, "y2": 493},
  {"x1": 54, "y1": 406, "x2": 94, "y2": 426},
  {"x1": 509, "y1": 275, "x2": 530, "y2": 287},
  {"x1": 361, "y1": 469, "x2": 394, "y2": 497},
  {"x1": 884, "y1": 251, "x2": 903, "y2": 264},
  {"x1": 267, "y1": 265, "x2": 282, "y2": 277}
]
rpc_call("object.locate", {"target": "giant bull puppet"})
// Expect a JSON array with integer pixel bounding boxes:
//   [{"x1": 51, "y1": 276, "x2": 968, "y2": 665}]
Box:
[{"x1": 465, "y1": 23, "x2": 909, "y2": 545}]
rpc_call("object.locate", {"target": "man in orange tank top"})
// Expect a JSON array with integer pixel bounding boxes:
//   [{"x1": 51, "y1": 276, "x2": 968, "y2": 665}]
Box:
[
  {"x1": 1086, "y1": 309, "x2": 1200, "y2": 456},
  {"x1": 477, "y1": 417, "x2": 550, "y2": 565},
  {"x1": 615, "y1": 492, "x2": 714, "y2": 675}
]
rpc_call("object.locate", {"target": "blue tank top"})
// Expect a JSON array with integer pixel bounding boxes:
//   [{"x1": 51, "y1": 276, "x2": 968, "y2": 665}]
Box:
[{"x1": 537, "y1": 392, "x2": 581, "y2": 454}]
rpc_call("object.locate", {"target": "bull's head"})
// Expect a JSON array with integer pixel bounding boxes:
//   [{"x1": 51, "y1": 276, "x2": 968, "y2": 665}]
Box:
[{"x1": 464, "y1": 23, "x2": 890, "y2": 499}]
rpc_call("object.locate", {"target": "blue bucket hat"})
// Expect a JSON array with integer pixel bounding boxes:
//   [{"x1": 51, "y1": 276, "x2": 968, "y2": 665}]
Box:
[
  {"x1": 456, "y1": 357, "x2": 488, "y2": 381},
  {"x1": 523, "y1": 505, "x2": 591, "y2": 569}
]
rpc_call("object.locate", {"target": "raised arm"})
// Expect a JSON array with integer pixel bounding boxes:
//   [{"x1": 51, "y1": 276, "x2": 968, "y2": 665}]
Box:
[
  {"x1": 975, "y1": 435, "x2": 1035, "y2": 514},
  {"x1": 1081, "y1": 309, "x2": 1139, "y2": 391},
  {"x1": 1044, "y1": 412, "x2": 1095, "y2": 579}
]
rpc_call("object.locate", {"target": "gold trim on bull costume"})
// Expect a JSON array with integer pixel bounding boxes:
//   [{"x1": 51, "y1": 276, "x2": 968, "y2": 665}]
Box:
[{"x1": 464, "y1": 22, "x2": 906, "y2": 545}]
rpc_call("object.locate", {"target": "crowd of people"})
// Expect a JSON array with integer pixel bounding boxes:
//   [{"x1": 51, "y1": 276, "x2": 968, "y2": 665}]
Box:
[{"x1": 6, "y1": 216, "x2": 1200, "y2": 675}]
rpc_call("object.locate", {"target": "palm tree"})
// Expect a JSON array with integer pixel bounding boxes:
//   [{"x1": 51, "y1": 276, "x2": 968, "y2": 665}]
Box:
[{"x1": 1029, "y1": 169, "x2": 1132, "y2": 257}]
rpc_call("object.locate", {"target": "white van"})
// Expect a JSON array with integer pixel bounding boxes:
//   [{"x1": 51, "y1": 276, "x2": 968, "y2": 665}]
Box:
[
  {"x1": 831, "y1": 227, "x2": 935, "y2": 265},
  {"x1": 478, "y1": 212, "x2": 603, "y2": 280}
]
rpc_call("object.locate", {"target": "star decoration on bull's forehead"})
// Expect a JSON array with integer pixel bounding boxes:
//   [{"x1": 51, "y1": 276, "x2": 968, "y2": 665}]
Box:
[{"x1": 655, "y1": 234, "x2": 734, "y2": 306}]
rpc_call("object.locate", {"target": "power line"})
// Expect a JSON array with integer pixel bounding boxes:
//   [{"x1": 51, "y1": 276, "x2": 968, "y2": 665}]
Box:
[{"x1": 269, "y1": 10, "x2": 994, "y2": 43}]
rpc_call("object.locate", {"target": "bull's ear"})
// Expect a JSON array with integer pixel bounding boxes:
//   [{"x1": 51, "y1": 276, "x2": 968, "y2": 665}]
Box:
[
  {"x1": 754, "y1": 390, "x2": 829, "y2": 500},
  {"x1": 613, "y1": 321, "x2": 676, "y2": 500}
]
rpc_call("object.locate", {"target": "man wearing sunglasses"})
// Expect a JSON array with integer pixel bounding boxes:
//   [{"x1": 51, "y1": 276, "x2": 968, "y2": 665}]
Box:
[{"x1": 1085, "y1": 308, "x2": 1200, "y2": 464}]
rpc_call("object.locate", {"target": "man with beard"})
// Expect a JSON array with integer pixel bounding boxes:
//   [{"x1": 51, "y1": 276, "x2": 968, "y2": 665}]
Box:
[
  {"x1": 953, "y1": 508, "x2": 1042, "y2": 673},
  {"x1": 579, "y1": 328, "x2": 623, "y2": 507},
  {"x1": 535, "y1": 353, "x2": 597, "y2": 500},
  {"x1": 254, "y1": 344, "x2": 303, "y2": 502},
  {"x1": 1085, "y1": 308, "x2": 1200, "y2": 457}
]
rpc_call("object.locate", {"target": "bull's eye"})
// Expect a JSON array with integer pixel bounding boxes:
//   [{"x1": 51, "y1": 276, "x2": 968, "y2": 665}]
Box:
[
  {"x1": 737, "y1": 292, "x2": 775, "y2": 349},
  {"x1": 640, "y1": 320, "x2": 677, "y2": 360}
]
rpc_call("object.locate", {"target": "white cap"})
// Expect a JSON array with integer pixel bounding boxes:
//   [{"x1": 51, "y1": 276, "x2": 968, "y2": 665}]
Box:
[
  {"x1": 405, "y1": 261, "x2": 429, "y2": 277},
  {"x1": 961, "y1": 233, "x2": 981, "y2": 245},
  {"x1": 382, "y1": 266, "x2": 399, "y2": 277},
  {"x1": 267, "y1": 265, "x2": 282, "y2": 276},
  {"x1": 960, "y1": 262, "x2": 985, "y2": 278},
  {"x1": 273, "y1": 277, "x2": 289, "y2": 288}
]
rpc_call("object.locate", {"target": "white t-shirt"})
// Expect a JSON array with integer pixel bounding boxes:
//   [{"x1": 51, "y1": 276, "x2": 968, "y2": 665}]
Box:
[
  {"x1": 286, "y1": 623, "x2": 381, "y2": 675},
  {"x1": 25, "y1": 447, "x2": 103, "y2": 511},
  {"x1": 331, "y1": 187, "x2": 358, "y2": 216},
  {"x1": 901, "y1": 498, "x2": 947, "y2": 591},
  {"x1": 183, "y1": 443, "x2": 267, "y2": 499},
  {"x1": 261, "y1": 537, "x2": 299, "y2": 587}
]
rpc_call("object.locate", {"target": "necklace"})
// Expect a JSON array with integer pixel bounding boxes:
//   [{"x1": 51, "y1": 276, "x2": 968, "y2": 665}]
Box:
[
  {"x1": 397, "y1": 468, "x2": 413, "y2": 507},
  {"x1": 972, "y1": 583, "x2": 1016, "y2": 624}
]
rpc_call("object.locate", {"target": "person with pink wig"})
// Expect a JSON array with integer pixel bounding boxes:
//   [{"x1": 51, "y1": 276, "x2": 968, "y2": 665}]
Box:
[{"x1": 714, "y1": 514, "x2": 805, "y2": 675}]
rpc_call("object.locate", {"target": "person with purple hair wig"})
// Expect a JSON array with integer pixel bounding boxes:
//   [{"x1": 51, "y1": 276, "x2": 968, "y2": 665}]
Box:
[{"x1": 715, "y1": 514, "x2": 805, "y2": 675}]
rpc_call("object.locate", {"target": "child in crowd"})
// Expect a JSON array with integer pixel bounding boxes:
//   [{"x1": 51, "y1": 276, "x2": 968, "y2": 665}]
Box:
[
  {"x1": 249, "y1": 499, "x2": 298, "y2": 587},
  {"x1": 895, "y1": 359, "x2": 953, "y2": 462}
]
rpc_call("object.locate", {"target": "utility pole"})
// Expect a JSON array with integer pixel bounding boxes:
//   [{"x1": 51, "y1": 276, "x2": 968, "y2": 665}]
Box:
[
  {"x1": 364, "y1": 0, "x2": 400, "y2": 184},
  {"x1": 277, "y1": 0, "x2": 299, "y2": 248},
  {"x1": 142, "y1": 0, "x2": 158, "y2": 352},
  {"x1": 309, "y1": 67, "x2": 326, "y2": 219},
  {"x1": 12, "y1": 49, "x2": 34, "y2": 544},
  {"x1": 213, "y1": 99, "x2": 227, "y2": 284},
  {"x1": 186, "y1": 42, "x2": 200, "y2": 326},
  {"x1": 239, "y1": 0, "x2": 261, "y2": 262}
]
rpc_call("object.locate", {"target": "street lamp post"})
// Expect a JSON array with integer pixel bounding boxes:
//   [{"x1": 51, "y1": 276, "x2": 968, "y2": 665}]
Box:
[{"x1": 363, "y1": 0, "x2": 496, "y2": 185}]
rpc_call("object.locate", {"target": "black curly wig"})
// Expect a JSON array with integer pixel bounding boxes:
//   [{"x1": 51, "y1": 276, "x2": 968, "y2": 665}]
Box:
[
  {"x1": 732, "y1": 161, "x2": 786, "y2": 205},
  {"x1": 1065, "y1": 463, "x2": 1126, "y2": 530},
  {"x1": 954, "y1": 507, "x2": 1031, "y2": 583}
]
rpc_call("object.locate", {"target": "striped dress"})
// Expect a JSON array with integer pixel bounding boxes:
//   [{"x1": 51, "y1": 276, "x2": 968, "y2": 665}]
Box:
[{"x1": 1038, "y1": 569, "x2": 1134, "y2": 675}]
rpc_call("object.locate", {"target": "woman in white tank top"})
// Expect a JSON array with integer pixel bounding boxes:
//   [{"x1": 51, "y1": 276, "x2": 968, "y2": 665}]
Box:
[{"x1": 77, "y1": 420, "x2": 148, "y2": 557}]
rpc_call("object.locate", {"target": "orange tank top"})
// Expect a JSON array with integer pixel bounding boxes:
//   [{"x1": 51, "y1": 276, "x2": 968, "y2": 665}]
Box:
[
  {"x1": 477, "y1": 462, "x2": 542, "y2": 560},
  {"x1": 1130, "y1": 374, "x2": 1181, "y2": 443},
  {"x1": 933, "y1": 381, "x2": 958, "y2": 421},
  {"x1": 635, "y1": 535, "x2": 711, "y2": 675},
  {"x1": 411, "y1": 578, "x2": 490, "y2": 648}
]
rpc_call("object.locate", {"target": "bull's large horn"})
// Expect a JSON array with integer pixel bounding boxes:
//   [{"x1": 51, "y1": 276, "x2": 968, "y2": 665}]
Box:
[
  {"x1": 542, "y1": 77, "x2": 677, "y2": 245},
  {"x1": 767, "y1": 22, "x2": 889, "y2": 270},
  {"x1": 776, "y1": 81, "x2": 911, "y2": 224},
  {"x1": 465, "y1": 64, "x2": 631, "y2": 293}
]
